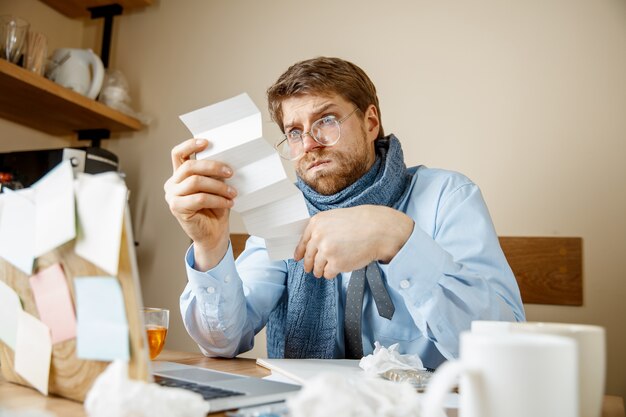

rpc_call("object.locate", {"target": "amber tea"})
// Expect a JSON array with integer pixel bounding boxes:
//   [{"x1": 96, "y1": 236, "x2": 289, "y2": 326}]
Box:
[
  {"x1": 146, "y1": 325, "x2": 167, "y2": 360},
  {"x1": 141, "y1": 307, "x2": 169, "y2": 360}
]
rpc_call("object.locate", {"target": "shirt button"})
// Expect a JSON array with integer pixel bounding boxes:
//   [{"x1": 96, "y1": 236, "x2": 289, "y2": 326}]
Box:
[
  {"x1": 206, "y1": 286, "x2": 215, "y2": 294},
  {"x1": 399, "y1": 279, "x2": 410, "y2": 289},
  {"x1": 224, "y1": 275, "x2": 231, "y2": 283}
]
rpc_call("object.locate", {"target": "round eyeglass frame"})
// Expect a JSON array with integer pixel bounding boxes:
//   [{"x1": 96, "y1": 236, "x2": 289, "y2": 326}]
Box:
[{"x1": 274, "y1": 107, "x2": 359, "y2": 160}]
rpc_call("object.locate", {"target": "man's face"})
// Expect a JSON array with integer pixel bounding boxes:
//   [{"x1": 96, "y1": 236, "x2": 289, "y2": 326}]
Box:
[{"x1": 281, "y1": 93, "x2": 379, "y2": 195}]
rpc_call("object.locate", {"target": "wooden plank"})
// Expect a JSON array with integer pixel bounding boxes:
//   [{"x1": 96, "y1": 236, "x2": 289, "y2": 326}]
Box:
[
  {"x1": 0, "y1": 59, "x2": 142, "y2": 136},
  {"x1": 0, "y1": 212, "x2": 149, "y2": 401},
  {"x1": 499, "y1": 237, "x2": 582, "y2": 306},
  {"x1": 230, "y1": 234, "x2": 583, "y2": 306},
  {"x1": 38, "y1": 0, "x2": 153, "y2": 18},
  {"x1": 230, "y1": 234, "x2": 249, "y2": 259}
]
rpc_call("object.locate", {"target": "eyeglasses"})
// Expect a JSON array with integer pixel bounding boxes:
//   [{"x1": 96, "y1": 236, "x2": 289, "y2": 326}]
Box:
[{"x1": 274, "y1": 107, "x2": 359, "y2": 160}]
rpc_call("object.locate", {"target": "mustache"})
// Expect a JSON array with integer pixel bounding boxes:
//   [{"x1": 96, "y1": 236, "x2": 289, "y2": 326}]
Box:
[{"x1": 300, "y1": 148, "x2": 332, "y2": 166}]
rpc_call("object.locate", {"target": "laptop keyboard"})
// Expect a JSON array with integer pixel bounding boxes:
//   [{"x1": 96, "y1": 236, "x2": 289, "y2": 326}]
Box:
[{"x1": 154, "y1": 375, "x2": 245, "y2": 400}]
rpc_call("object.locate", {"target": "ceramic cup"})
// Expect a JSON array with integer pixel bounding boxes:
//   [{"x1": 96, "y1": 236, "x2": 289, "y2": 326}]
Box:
[
  {"x1": 422, "y1": 331, "x2": 578, "y2": 417},
  {"x1": 471, "y1": 321, "x2": 606, "y2": 417}
]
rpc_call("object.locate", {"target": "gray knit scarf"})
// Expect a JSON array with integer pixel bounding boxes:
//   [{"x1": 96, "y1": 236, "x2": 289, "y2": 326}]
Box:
[{"x1": 266, "y1": 135, "x2": 413, "y2": 358}]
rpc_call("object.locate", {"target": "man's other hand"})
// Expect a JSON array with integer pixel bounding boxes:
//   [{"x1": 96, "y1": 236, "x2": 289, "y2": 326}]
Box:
[{"x1": 293, "y1": 205, "x2": 414, "y2": 279}]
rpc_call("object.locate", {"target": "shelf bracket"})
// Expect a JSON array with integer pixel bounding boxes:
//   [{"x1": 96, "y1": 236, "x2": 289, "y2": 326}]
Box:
[
  {"x1": 77, "y1": 129, "x2": 111, "y2": 148},
  {"x1": 88, "y1": 4, "x2": 124, "y2": 68}
]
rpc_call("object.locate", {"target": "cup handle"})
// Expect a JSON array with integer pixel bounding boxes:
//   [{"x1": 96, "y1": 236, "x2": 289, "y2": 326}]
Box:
[{"x1": 422, "y1": 360, "x2": 468, "y2": 417}]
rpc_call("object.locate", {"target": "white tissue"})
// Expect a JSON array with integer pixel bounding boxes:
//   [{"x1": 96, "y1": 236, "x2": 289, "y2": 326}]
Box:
[
  {"x1": 287, "y1": 372, "x2": 421, "y2": 417},
  {"x1": 359, "y1": 342, "x2": 425, "y2": 376},
  {"x1": 84, "y1": 361, "x2": 210, "y2": 417}
]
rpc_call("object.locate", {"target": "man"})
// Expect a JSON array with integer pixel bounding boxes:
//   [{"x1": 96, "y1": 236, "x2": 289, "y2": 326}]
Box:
[{"x1": 164, "y1": 57, "x2": 525, "y2": 368}]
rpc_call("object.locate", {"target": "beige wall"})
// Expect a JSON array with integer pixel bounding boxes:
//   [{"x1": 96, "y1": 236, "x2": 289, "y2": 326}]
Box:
[{"x1": 2, "y1": 0, "x2": 625, "y2": 399}]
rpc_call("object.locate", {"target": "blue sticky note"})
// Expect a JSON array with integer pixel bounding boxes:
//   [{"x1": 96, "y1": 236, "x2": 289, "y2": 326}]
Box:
[{"x1": 74, "y1": 277, "x2": 129, "y2": 361}]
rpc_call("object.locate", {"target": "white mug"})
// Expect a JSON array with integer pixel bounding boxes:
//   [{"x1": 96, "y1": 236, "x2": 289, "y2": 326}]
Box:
[
  {"x1": 471, "y1": 321, "x2": 606, "y2": 417},
  {"x1": 422, "y1": 331, "x2": 578, "y2": 417}
]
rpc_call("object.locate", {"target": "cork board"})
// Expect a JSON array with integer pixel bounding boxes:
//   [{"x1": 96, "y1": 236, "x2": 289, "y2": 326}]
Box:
[{"x1": 0, "y1": 208, "x2": 149, "y2": 402}]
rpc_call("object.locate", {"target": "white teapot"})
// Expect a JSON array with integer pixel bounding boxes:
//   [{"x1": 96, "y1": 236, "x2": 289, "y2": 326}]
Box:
[{"x1": 48, "y1": 48, "x2": 105, "y2": 99}]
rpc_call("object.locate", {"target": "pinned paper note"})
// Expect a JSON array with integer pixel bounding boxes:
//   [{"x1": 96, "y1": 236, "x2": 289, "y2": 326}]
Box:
[
  {"x1": 0, "y1": 188, "x2": 36, "y2": 274},
  {"x1": 179, "y1": 93, "x2": 311, "y2": 260},
  {"x1": 33, "y1": 160, "x2": 76, "y2": 257},
  {"x1": 75, "y1": 173, "x2": 127, "y2": 276},
  {"x1": 29, "y1": 263, "x2": 77, "y2": 344},
  {"x1": 75, "y1": 276, "x2": 129, "y2": 361},
  {"x1": 0, "y1": 280, "x2": 22, "y2": 350},
  {"x1": 14, "y1": 310, "x2": 52, "y2": 395},
  {"x1": 0, "y1": 161, "x2": 76, "y2": 274}
]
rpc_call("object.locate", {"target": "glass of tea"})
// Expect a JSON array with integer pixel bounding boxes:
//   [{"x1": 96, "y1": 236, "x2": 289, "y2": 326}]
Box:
[{"x1": 141, "y1": 307, "x2": 169, "y2": 360}]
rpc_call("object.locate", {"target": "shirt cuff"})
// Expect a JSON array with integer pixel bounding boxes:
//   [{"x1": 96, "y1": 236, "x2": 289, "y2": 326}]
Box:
[
  {"x1": 184, "y1": 242, "x2": 241, "y2": 300},
  {"x1": 386, "y1": 225, "x2": 452, "y2": 305}
]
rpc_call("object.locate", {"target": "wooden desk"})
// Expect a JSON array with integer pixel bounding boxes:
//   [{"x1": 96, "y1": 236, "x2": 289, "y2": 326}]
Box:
[{"x1": 1, "y1": 350, "x2": 624, "y2": 417}]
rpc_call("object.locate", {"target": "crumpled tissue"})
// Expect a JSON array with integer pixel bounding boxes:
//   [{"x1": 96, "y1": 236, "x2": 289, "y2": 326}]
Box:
[
  {"x1": 287, "y1": 372, "x2": 421, "y2": 417},
  {"x1": 84, "y1": 360, "x2": 210, "y2": 417},
  {"x1": 359, "y1": 342, "x2": 425, "y2": 376}
]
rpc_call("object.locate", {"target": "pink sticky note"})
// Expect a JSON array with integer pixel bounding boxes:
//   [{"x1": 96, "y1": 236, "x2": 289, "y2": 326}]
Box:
[{"x1": 29, "y1": 263, "x2": 77, "y2": 344}]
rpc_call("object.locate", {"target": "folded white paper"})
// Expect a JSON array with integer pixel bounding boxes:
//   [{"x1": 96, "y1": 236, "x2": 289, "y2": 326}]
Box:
[
  {"x1": 201, "y1": 136, "x2": 274, "y2": 172},
  {"x1": 180, "y1": 93, "x2": 262, "y2": 160},
  {"x1": 229, "y1": 154, "x2": 293, "y2": 212},
  {"x1": 241, "y1": 192, "x2": 310, "y2": 237},
  {"x1": 264, "y1": 235, "x2": 304, "y2": 261},
  {"x1": 179, "y1": 93, "x2": 311, "y2": 260}
]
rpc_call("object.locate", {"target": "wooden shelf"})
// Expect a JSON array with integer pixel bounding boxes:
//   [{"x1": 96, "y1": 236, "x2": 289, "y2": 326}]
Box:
[
  {"x1": 39, "y1": 0, "x2": 153, "y2": 18},
  {"x1": 0, "y1": 59, "x2": 142, "y2": 136}
]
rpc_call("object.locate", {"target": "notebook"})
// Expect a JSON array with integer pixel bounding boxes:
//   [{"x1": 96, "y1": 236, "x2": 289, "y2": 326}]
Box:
[{"x1": 256, "y1": 358, "x2": 363, "y2": 384}]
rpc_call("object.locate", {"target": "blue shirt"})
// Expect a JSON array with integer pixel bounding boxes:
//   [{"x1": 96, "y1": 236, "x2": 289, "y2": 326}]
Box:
[{"x1": 180, "y1": 166, "x2": 525, "y2": 367}]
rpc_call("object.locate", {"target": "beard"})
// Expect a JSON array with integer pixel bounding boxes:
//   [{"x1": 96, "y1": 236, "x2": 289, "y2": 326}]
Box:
[{"x1": 295, "y1": 128, "x2": 373, "y2": 195}]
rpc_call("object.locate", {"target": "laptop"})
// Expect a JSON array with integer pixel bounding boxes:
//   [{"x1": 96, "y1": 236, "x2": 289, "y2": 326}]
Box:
[{"x1": 149, "y1": 360, "x2": 300, "y2": 413}]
